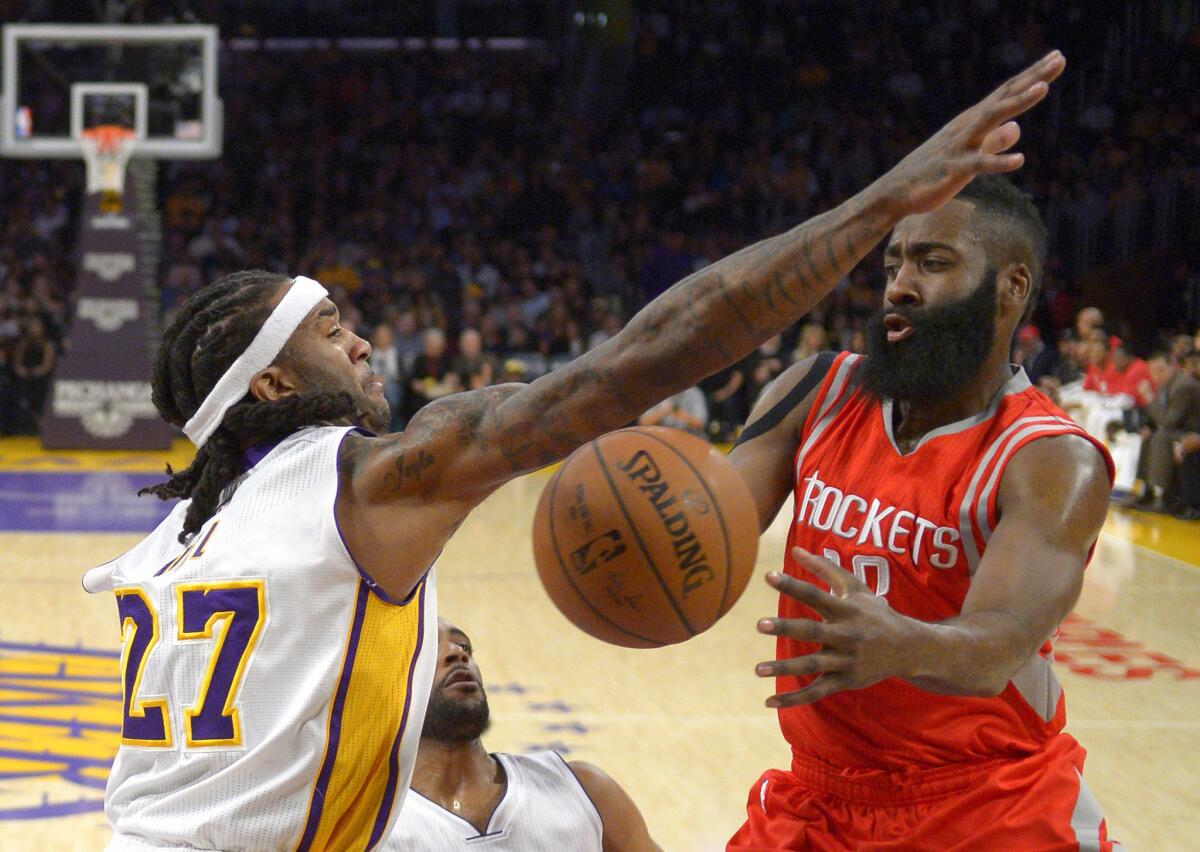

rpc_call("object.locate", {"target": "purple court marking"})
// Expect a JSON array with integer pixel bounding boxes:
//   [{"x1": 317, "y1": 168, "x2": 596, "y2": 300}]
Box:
[
  {"x1": 0, "y1": 472, "x2": 176, "y2": 532},
  {"x1": 0, "y1": 641, "x2": 121, "y2": 819}
]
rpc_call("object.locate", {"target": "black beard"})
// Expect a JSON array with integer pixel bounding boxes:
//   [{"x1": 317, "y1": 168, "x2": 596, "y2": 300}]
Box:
[
  {"x1": 359, "y1": 397, "x2": 392, "y2": 434},
  {"x1": 861, "y1": 270, "x2": 998, "y2": 404},
  {"x1": 292, "y1": 362, "x2": 391, "y2": 434},
  {"x1": 421, "y1": 686, "x2": 491, "y2": 743}
]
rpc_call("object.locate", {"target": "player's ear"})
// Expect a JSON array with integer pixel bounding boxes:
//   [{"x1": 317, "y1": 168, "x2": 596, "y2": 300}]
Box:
[
  {"x1": 249, "y1": 365, "x2": 301, "y2": 402},
  {"x1": 1000, "y1": 263, "x2": 1031, "y2": 313}
]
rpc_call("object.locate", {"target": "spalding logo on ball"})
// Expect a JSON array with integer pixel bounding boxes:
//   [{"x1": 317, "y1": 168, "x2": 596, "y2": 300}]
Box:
[{"x1": 532, "y1": 426, "x2": 758, "y2": 648}]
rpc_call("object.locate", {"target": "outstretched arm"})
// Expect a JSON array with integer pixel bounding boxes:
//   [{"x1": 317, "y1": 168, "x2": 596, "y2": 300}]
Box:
[
  {"x1": 339, "y1": 52, "x2": 1067, "y2": 600},
  {"x1": 756, "y1": 434, "x2": 1110, "y2": 705}
]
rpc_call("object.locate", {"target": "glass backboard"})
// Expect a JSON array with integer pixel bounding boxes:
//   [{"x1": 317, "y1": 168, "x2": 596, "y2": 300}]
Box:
[{"x1": 1, "y1": 24, "x2": 221, "y2": 160}]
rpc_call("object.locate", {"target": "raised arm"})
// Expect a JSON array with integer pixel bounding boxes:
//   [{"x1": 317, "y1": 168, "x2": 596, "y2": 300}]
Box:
[{"x1": 338, "y1": 52, "x2": 1067, "y2": 600}]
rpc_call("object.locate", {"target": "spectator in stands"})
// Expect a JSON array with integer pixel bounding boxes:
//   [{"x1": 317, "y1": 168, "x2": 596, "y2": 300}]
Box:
[
  {"x1": 1075, "y1": 306, "x2": 1106, "y2": 343},
  {"x1": 1169, "y1": 334, "x2": 1194, "y2": 364},
  {"x1": 406, "y1": 328, "x2": 459, "y2": 420},
  {"x1": 1081, "y1": 340, "x2": 1154, "y2": 412},
  {"x1": 393, "y1": 310, "x2": 425, "y2": 374},
  {"x1": 1173, "y1": 435, "x2": 1200, "y2": 520},
  {"x1": 538, "y1": 302, "x2": 580, "y2": 361},
  {"x1": 1128, "y1": 352, "x2": 1200, "y2": 512},
  {"x1": 1183, "y1": 351, "x2": 1200, "y2": 383},
  {"x1": 745, "y1": 335, "x2": 786, "y2": 408},
  {"x1": 639, "y1": 387, "x2": 709, "y2": 439},
  {"x1": 11, "y1": 317, "x2": 55, "y2": 434},
  {"x1": 457, "y1": 241, "x2": 501, "y2": 302},
  {"x1": 791, "y1": 323, "x2": 829, "y2": 364},
  {"x1": 1058, "y1": 338, "x2": 1138, "y2": 490},
  {"x1": 1080, "y1": 338, "x2": 1110, "y2": 394},
  {"x1": 844, "y1": 329, "x2": 867, "y2": 355},
  {"x1": 1038, "y1": 331, "x2": 1084, "y2": 399},
  {"x1": 587, "y1": 309, "x2": 623, "y2": 352},
  {"x1": 701, "y1": 360, "x2": 748, "y2": 443},
  {"x1": 0, "y1": 336, "x2": 13, "y2": 435},
  {"x1": 1108, "y1": 343, "x2": 1156, "y2": 409},
  {"x1": 369, "y1": 323, "x2": 404, "y2": 432},
  {"x1": 502, "y1": 324, "x2": 544, "y2": 377},
  {"x1": 452, "y1": 328, "x2": 497, "y2": 391},
  {"x1": 478, "y1": 314, "x2": 508, "y2": 357},
  {"x1": 1015, "y1": 324, "x2": 1059, "y2": 385}
]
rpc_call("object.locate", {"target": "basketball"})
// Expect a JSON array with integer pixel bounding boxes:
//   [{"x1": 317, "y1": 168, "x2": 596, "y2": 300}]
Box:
[{"x1": 532, "y1": 426, "x2": 759, "y2": 648}]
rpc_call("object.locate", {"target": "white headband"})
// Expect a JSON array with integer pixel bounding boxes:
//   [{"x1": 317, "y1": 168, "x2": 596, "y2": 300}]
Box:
[{"x1": 183, "y1": 275, "x2": 329, "y2": 447}]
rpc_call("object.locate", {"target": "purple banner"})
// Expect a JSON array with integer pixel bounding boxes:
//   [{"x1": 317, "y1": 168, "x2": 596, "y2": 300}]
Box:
[{"x1": 41, "y1": 193, "x2": 172, "y2": 449}]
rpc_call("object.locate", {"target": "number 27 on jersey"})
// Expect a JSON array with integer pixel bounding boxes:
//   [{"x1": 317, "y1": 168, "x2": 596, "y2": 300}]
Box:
[{"x1": 115, "y1": 580, "x2": 266, "y2": 749}]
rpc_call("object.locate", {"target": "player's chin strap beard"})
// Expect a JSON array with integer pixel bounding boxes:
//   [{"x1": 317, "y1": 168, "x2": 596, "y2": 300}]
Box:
[{"x1": 183, "y1": 276, "x2": 328, "y2": 447}]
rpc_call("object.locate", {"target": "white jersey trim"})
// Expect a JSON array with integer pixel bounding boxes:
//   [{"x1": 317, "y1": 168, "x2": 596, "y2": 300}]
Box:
[
  {"x1": 794, "y1": 353, "x2": 862, "y2": 483},
  {"x1": 955, "y1": 415, "x2": 1077, "y2": 575},
  {"x1": 880, "y1": 365, "x2": 1032, "y2": 456}
]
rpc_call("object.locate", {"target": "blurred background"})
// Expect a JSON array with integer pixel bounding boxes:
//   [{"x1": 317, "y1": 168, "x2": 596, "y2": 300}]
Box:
[
  {"x1": 7, "y1": 0, "x2": 1200, "y2": 513},
  {"x1": 1, "y1": 2, "x2": 1196, "y2": 431}
]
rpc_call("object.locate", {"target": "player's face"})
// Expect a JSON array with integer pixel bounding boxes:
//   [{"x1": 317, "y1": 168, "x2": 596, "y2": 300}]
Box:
[
  {"x1": 862, "y1": 201, "x2": 1000, "y2": 403},
  {"x1": 421, "y1": 620, "x2": 490, "y2": 743},
  {"x1": 880, "y1": 200, "x2": 990, "y2": 319},
  {"x1": 282, "y1": 297, "x2": 391, "y2": 433},
  {"x1": 433, "y1": 621, "x2": 485, "y2": 696}
]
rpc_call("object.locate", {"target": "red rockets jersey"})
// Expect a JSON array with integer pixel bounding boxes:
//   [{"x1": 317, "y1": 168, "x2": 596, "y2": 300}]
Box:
[{"x1": 778, "y1": 352, "x2": 1113, "y2": 771}]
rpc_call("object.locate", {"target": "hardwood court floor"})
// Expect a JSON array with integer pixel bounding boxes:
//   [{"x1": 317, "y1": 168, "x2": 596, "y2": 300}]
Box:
[{"x1": 0, "y1": 438, "x2": 1197, "y2": 850}]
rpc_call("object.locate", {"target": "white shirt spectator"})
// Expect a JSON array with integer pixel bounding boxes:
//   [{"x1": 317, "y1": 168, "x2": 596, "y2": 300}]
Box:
[{"x1": 638, "y1": 387, "x2": 709, "y2": 438}]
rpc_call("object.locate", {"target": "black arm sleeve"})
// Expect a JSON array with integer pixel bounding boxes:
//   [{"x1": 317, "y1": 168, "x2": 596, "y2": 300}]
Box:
[{"x1": 734, "y1": 350, "x2": 837, "y2": 447}]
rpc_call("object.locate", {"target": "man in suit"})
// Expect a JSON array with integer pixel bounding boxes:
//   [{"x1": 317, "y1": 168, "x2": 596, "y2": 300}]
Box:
[{"x1": 1132, "y1": 351, "x2": 1200, "y2": 511}]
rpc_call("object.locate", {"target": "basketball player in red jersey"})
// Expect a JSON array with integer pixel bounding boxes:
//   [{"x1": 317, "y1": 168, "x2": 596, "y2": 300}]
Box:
[{"x1": 727, "y1": 172, "x2": 1119, "y2": 847}]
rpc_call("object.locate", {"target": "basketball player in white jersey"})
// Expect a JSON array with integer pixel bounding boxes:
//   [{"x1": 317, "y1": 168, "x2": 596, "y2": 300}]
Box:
[
  {"x1": 83, "y1": 52, "x2": 1065, "y2": 851},
  {"x1": 385, "y1": 619, "x2": 660, "y2": 851}
]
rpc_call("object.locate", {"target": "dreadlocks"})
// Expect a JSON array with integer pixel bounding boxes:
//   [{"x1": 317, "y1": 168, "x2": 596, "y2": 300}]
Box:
[{"x1": 140, "y1": 270, "x2": 359, "y2": 542}]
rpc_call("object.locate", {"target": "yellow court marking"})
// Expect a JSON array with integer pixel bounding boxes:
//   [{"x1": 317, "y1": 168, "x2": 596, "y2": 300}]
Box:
[
  {"x1": 0, "y1": 437, "x2": 195, "y2": 473},
  {"x1": 1103, "y1": 507, "x2": 1200, "y2": 569}
]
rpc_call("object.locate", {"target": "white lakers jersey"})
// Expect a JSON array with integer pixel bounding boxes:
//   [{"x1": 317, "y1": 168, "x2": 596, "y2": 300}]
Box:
[
  {"x1": 385, "y1": 751, "x2": 603, "y2": 851},
  {"x1": 86, "y1": 426, "x2": 437, "y2": 851}
]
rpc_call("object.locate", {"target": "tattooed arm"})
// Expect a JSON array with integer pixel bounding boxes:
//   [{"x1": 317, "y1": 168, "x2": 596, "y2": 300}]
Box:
[{"x1": 337, "y1": 52, "x2": 1066, "y2": 600}]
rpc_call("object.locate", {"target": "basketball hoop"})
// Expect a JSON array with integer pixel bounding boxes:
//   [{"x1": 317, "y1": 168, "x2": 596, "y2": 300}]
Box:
[{"x1": 80, "y1": 125, "x2": 137, "y2": 205}]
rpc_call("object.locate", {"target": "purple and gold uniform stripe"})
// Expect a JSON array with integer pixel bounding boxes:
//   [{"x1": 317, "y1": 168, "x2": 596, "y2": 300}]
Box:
[{"x1": 296, "y1": 577, "x2": 427, "y2": 851}]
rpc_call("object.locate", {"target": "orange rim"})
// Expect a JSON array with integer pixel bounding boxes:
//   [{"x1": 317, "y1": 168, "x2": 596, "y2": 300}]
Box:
[{"x1": 81, "y1": 124, "x2": 135, "y2": 154}]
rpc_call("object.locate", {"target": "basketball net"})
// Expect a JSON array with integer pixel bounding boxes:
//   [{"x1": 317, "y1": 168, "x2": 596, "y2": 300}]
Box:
[{"x1": 80, "y1": 125, "x2": 136, "y2": 212}]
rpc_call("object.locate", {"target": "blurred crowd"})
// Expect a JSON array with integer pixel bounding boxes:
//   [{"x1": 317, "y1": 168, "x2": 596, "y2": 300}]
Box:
[
  {"x1": 1, "y1": 1, "x2": 1198, "y2": 521},
  {"x1": 1020, "y1": 307, "x2": 1200, "y2": 520},
  {"x1": 0, "y1": 159, "x2": 74, "y2": 434}
]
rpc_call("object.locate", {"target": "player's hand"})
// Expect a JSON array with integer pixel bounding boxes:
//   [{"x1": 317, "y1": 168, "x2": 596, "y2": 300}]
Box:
[
  {"x1": 754, "y1": 547, "x2": 916, "y2": 708},
  {"x1": 877, "y1": 50, "x2": 1066, "y2": 217}
]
